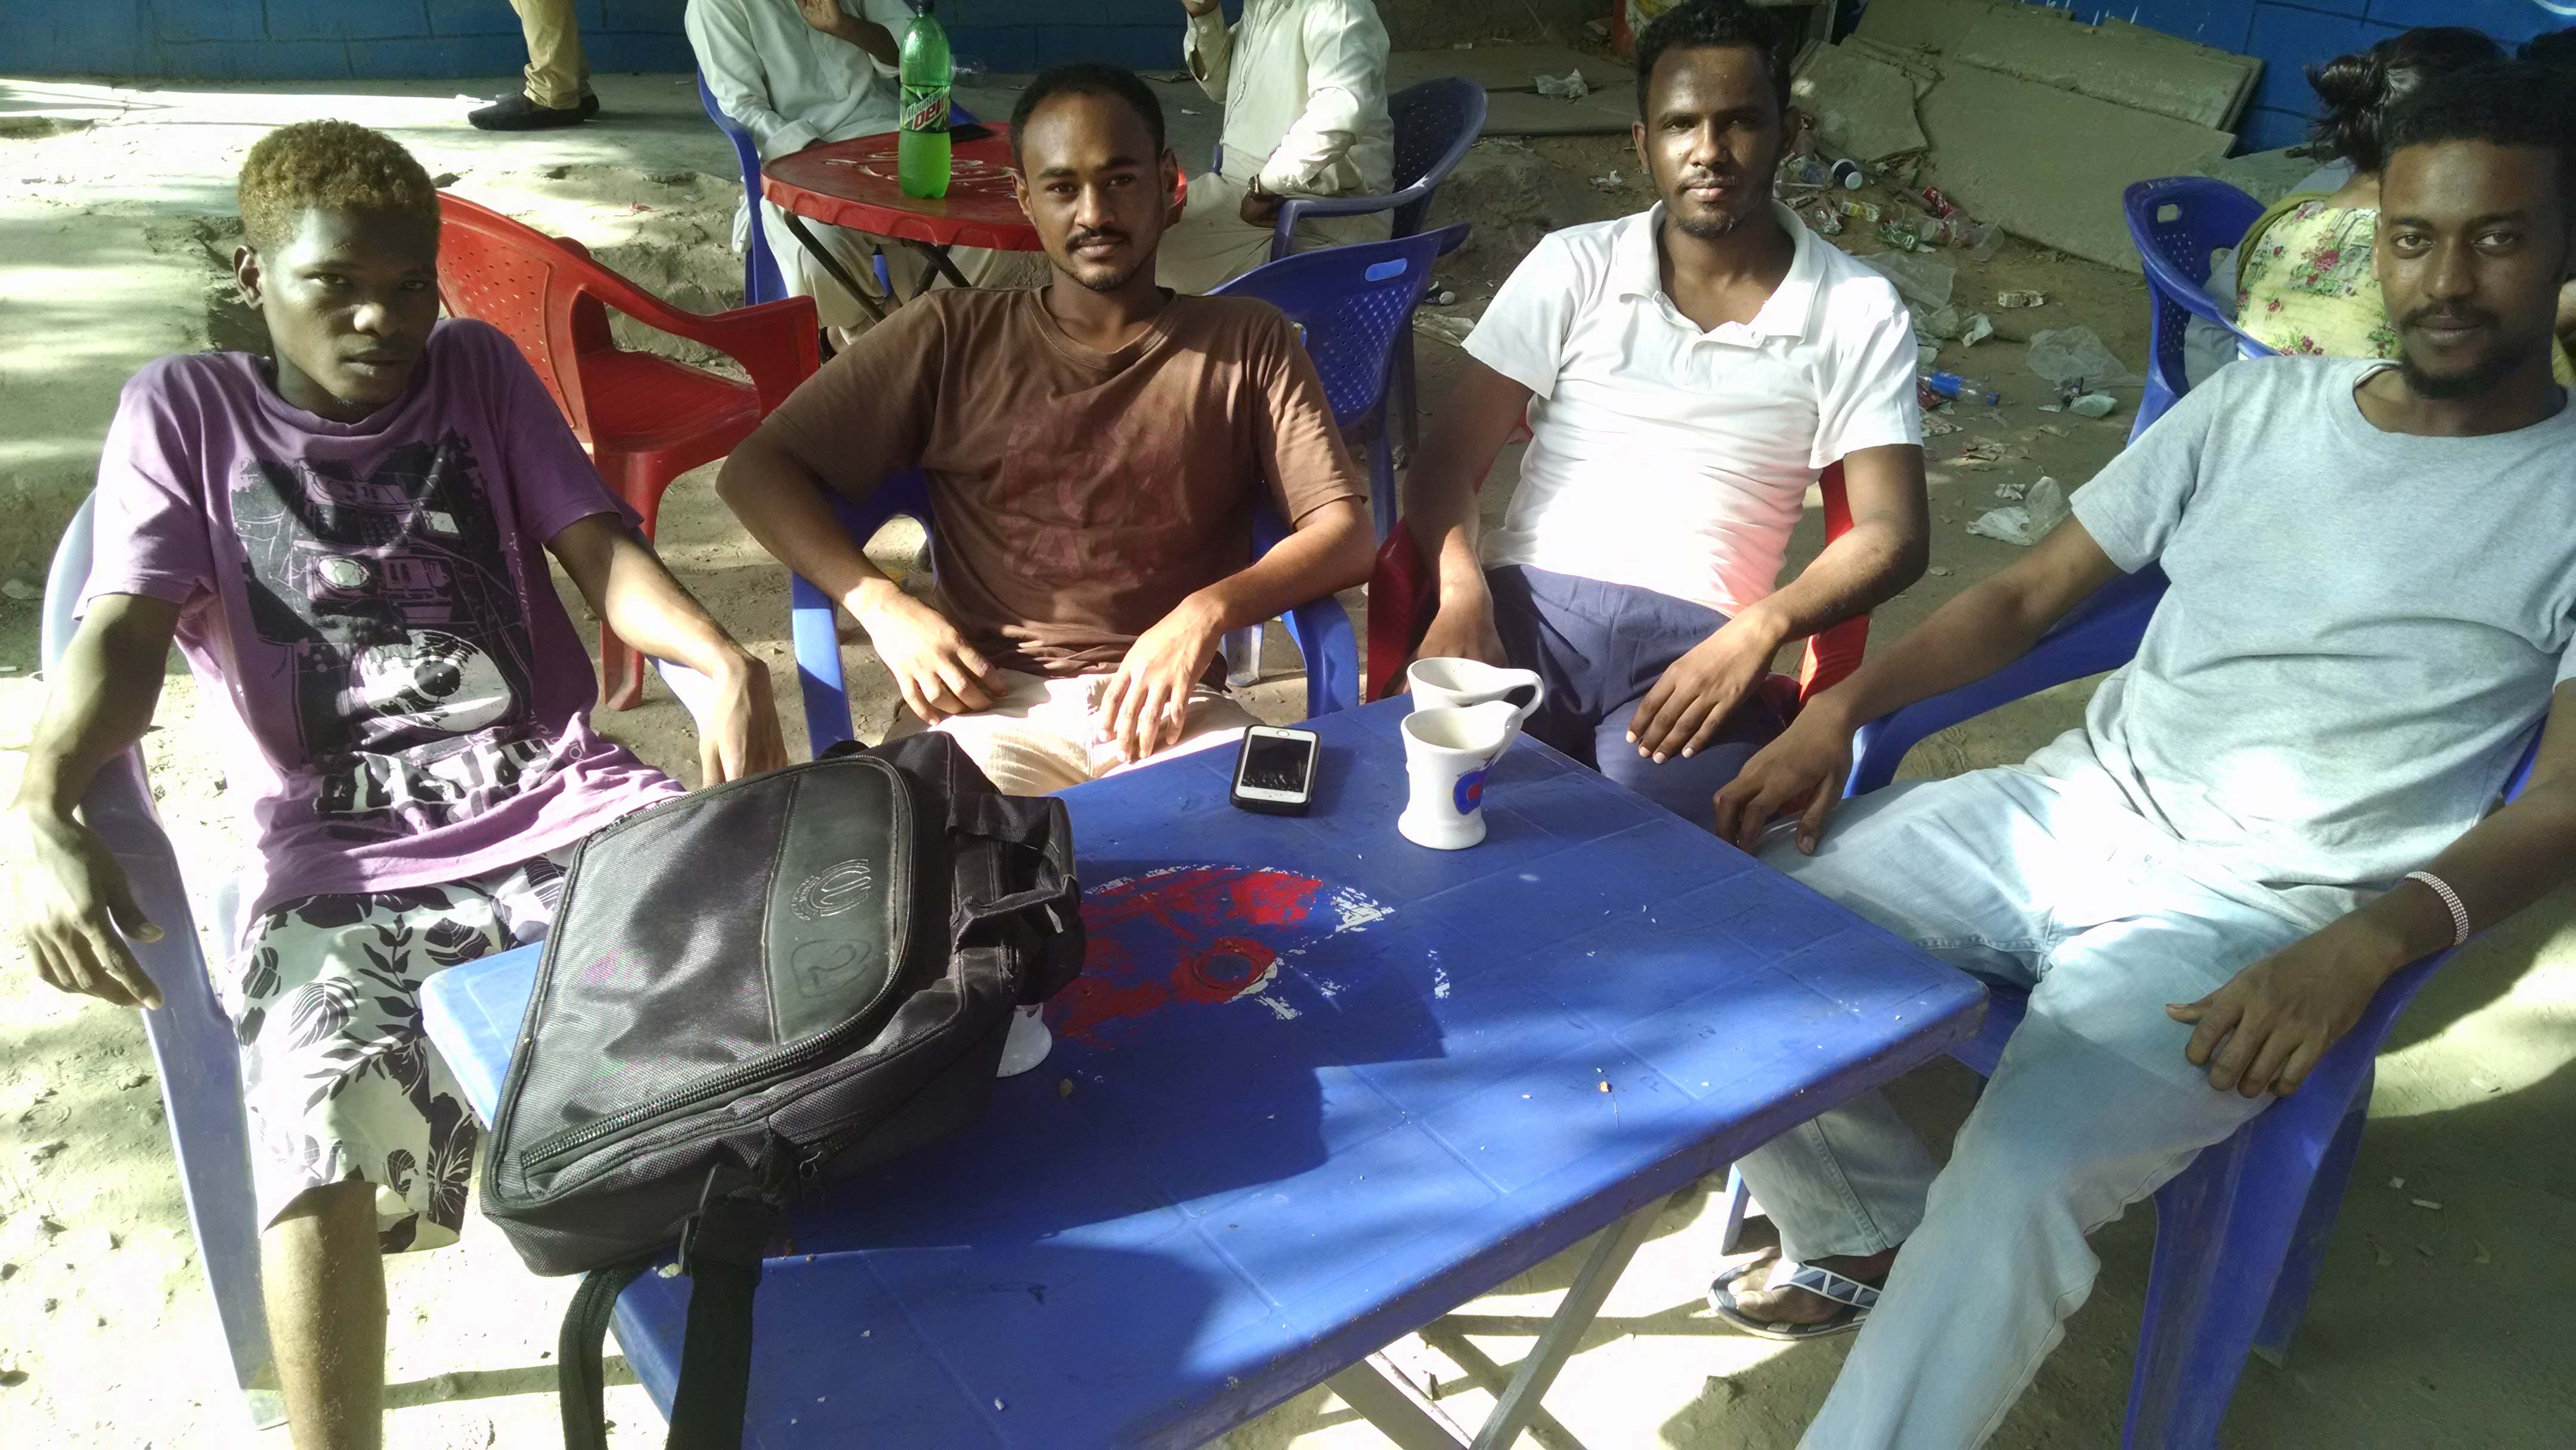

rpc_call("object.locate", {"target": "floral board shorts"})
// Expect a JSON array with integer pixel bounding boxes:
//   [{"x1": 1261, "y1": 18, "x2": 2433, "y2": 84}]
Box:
[{"x1": 226, "y1": 851, "x2": 569, "y2": 1253}]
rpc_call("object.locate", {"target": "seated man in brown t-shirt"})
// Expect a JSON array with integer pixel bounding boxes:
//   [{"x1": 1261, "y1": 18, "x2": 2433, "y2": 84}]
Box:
[{"x1": 719, "y1": 62, "x2": 1374, "y2": 794}]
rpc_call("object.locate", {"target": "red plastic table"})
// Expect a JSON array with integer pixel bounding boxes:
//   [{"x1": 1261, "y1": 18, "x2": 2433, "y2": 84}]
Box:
[{"x1": 762, "y1": 125, "x2": 1041, "y2": 321}]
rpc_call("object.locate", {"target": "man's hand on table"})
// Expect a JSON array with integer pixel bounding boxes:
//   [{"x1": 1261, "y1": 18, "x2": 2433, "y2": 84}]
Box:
[
  {"x1": 854, "y1": 586, "x2": 1005, "y2": 724},
  {"x1": 2169, "y1": 920, "x2": 2404, "y2": 1098},
  {"x1": 1628, "y1": 612, "x2": 1786, "y2": 766},
  {"x1": 1710, "y1": 701, "x2": 1856, "y2": 856},
  {"x1": 1097, "y1": 593, "x2": 1228, "y2": 766},
  {"x1": 5, "y1": 805, "x2": 163, "y2": 1010}
]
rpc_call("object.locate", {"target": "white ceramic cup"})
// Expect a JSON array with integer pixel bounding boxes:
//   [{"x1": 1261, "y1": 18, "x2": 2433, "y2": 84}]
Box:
[
  {"x1": 1406, "y1": 657, "x2": 1546, "y2": 753},
  {"x1": 995, "y1": 1004, "x2": 1051, "y2": 1077},
  {"x1": 1398, "y1": 701, "x2": 1524, "y2": 850}
]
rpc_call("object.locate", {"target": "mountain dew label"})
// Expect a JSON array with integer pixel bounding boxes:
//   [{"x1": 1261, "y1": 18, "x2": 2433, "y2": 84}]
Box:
[{"x1": 900, "y1": 85, "x2": 949, "y2": 134}]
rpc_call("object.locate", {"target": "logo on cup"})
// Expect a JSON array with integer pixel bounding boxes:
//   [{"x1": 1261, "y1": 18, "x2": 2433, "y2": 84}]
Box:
[{"x1": 1453, "y1": 766, "x2": 1490, "y2": 814}]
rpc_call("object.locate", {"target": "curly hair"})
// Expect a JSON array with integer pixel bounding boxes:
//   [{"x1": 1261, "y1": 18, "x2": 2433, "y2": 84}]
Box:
[
  {"x1": 2380, "y1": 60, "x2": 2576, "y2": 212},
  {"x1": 1634, "y1": 0, "x2": 1789, "y2": 118},
  {"x1": 2305, "y1": 27, "x2": 2501, "y2": 174},
  {"x1": 236, "y1": 120, "x2": 439, "y2": 252}
]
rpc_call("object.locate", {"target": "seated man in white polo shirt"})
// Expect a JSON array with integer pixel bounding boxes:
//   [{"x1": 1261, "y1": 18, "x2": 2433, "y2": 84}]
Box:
[{"x1": 1406, "y1": 0, "x2": 1928, "y2": 823}]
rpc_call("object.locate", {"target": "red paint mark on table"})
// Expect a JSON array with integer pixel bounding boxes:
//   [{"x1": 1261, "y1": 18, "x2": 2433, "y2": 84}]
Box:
[{"x1": 1049, "y1": 865, "x2": 1386, "y2": 1046}]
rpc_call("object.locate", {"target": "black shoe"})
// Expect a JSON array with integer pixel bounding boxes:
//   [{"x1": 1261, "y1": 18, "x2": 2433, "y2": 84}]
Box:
[
  {"x1": 468, "y1": 92, "x2": 587, "y2": 131},
  {"x1": 578, "y1": 91, "x2": 600, "y2": 120}
]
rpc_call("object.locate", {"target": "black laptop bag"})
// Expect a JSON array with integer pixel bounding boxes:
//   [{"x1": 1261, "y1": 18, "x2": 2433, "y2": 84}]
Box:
[{"x1": 478, "y1": 733, "x2": 1083, "y2": 1449}]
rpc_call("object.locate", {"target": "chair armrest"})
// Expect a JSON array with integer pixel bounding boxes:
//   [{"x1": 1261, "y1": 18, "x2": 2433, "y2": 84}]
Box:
[
  {"x1": 1253, "y1": 502, "x2": 1363, "y2": 717},
  {"x1": 1271, "y1": 182, "x2": 1430, "y2": 260},
  {"x1": 551, "y1": 251, "x2": 821, "y2": 411},
  {"x1": 1846, "y1": 566, "x2": 2168, "y2": 796}
]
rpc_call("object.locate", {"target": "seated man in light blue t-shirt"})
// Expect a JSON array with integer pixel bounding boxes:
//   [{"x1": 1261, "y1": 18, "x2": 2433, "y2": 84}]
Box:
[{"x1": 1702, "y1": 63, "x2": 2576, "y2": 1445}]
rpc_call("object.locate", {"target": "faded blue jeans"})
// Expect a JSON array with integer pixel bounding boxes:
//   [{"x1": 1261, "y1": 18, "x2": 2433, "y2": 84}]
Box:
[{"x1": 1736, "y1": 759, "x2": 2318, "y2": 1448}]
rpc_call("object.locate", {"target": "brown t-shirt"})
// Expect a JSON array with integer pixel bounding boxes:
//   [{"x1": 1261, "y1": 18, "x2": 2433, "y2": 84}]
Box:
[{"x1": 760, "y1": 287, "x2": 1367, "y2": 674}]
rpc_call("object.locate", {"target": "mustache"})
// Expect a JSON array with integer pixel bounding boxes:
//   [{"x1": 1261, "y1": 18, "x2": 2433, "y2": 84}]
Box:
[
  {"x1": 1065, "y1": 228, "x2": 1128, "y2": 249},
  {"x1": 2399, "y1": 303, "x2": 2499, "y2": 331}
]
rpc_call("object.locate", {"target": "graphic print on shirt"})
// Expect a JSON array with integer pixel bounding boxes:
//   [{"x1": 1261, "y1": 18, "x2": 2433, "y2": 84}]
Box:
[{"x1": 230, "y1": 431, "x2": 552, "y2": 840}]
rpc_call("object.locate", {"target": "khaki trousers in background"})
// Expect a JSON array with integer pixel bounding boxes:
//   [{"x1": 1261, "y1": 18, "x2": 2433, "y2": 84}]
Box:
[
  {"x1": 509, "y1": 0, "x2": 590, "y2": 110},
  {"x1": 1155, "y1": 171, "x2": 1392, "y2": 295},
  {"x1": 884, "y1": 670, "x2": 1256, "y2": 797}
]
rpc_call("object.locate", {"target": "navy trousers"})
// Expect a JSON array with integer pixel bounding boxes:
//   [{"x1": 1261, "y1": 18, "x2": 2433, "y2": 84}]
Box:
[{"x1": 1486, "y1": 564, "x2": 1787, "y2": 829}]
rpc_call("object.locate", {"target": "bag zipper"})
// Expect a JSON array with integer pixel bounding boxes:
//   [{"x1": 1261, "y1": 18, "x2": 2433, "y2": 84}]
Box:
[{"x1": 516, "y1": 756, "x2": 925, "y2": 1176}]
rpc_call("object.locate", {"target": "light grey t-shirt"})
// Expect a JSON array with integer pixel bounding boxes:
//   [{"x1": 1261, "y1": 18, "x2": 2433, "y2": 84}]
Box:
[{"x1": 2027, "y1": 357, "x2": 2576, "y2": 925}]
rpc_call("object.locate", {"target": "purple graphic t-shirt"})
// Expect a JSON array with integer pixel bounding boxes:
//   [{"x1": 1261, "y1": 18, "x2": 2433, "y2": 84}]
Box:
[{"x1": 83, "y1": 319, "x2": 683, "y2": 932}]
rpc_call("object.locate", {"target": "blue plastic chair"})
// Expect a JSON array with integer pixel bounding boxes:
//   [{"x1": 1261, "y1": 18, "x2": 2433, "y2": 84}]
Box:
[
  {"x1": 1213, "y1": 77, "x2": 1487, "y2": 458},
  {"x1": 38, "y1": 497, "x2": 722, "y2": 1434},
  {"x1": 787, "y1": 473, "x2": 1361, "y2": 758},
  {"x1": 2125, "y1": 176, "x2": 2276, "y2": 439},
  {"x1": 1717, "y1": 565, "x2": 2544, "y2": 1447},
  {"x1": 1210, "y1": 223, "x2": 1470, "y2": 543},
  {"x1": 697, "y1": 72, "x2": 789, "y2": 308},
  {"x1": 696, "y1": 73, "x2": 979, "y2": 309}
]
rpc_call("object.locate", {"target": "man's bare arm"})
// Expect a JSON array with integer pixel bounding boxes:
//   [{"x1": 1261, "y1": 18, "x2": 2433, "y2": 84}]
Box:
[
  {"x1": 2176, "y1": 681, "x2": 2576, "y2": 1096},
  {"x1": 5, "y1": 594, "x2": 181, "y2": 1008},
  {"x1": 797, "y1": 0, "x2": 898, "y2": 67},
  {"x1": 1402, "y1": 360, "x2": 1533, "y2": 665},
  {"x1": 1711, "y1": 518, "x2": 2126, "y2": 850},
  {"x1": 1626, "y1": 443, "x2": 1930, "y2": 763}
]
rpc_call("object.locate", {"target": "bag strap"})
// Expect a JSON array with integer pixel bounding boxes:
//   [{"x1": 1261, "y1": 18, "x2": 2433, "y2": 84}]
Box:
[
  {"x1": 553, "y1": 1177, "x2": 780, "y2": 1450},
  {"x1": 558, "y1": 1260, "x2": 649, "y2": 1450},
  {"x1": 663, "y1": 1191, "x2": 777, "y2": 1449}
]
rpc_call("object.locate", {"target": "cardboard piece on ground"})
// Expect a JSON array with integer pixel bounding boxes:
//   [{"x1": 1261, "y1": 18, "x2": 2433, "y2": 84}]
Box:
[
  {"x1": 1952, "y1": 10, "x2": 2258, "y2": 131},
  {"x1": 1919, "y1": 60, "x2": 2234, "y2": 272},
  {"x1": 1854, "y1": 0, "x2": 2036, "y2": 57},
  {"x1": 1791, "y1": 43, "x2": 1930, "y2": 163},
  {"x1": 1388, "y1": 44, "x2": 1636, "y2": 137}
]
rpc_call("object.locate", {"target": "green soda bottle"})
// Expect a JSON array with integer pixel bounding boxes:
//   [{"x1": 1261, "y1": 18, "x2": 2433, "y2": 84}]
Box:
[{"x1": 897, "y1": 1, "x2": 952, "y2": 200}]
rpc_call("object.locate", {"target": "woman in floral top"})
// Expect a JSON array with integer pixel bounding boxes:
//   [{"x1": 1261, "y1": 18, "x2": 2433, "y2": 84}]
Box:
[{"x1": 2235, "y1": 26, "x2": 2572, "y2": 385}]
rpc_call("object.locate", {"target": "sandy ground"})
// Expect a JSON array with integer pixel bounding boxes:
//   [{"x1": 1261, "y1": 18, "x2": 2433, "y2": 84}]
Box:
[{"x1": 2, "y1": 63, "x2": 2572, "y2": 1450}]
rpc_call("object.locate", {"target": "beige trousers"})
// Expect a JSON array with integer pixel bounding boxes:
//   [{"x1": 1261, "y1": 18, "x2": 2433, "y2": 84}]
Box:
[
  {"x1": 884, "y1": 670, "x2": 1256, "y2": 797},
  {"x1": 509, "y1": 0, "x2": 589, "y2": 110},
  {"x1": 1155, "y1": 171, "x2": 1394, "y2": 295}
]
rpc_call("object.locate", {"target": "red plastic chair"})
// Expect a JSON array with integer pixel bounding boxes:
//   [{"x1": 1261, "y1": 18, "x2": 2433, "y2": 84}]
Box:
[
  {"x1": 1364, "y1": 451, "x2": 1870, "y2": 713},
  {"x1": 432, "y1": 193, "x2": 821, "y2": 708}
]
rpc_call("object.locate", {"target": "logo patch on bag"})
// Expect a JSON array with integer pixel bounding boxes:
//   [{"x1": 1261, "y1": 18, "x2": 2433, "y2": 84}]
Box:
[{"x1": 792, "y1": 859, "x2": 875, "y2": 921}]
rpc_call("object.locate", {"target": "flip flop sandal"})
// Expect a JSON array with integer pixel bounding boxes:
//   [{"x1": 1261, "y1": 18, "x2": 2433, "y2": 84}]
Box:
[{"x1": 1708, "y1": 1258, "x2": 1881, "y2": 1341}]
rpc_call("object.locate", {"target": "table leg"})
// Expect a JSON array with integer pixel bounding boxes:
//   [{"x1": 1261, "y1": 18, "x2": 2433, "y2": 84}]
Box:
[
  {"x1": 907, "y1": 238, "x2": 977, "y2": 293},
  {"x1": 1327, "y1": 1353, "x2": 1472, "y2": 1450},
  {"x1": 778, "y1": 210, "x2": 888, "y2": 324},
  {"x1": 1467, "y1": 1194, "x2": 1670, "y2": 1450}
]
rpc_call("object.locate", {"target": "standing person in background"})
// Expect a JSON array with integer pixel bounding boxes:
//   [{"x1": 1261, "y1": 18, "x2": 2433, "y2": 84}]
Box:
[
  {"x1": 689, "y1": 0, "x2": 1041, "y2": 343},
  {"x1": 1158, "y1": 0, "x2": 1397, "y2": 293},
  {"x1": 469, "y1": 0, "x2": 598, "y2": 131}
]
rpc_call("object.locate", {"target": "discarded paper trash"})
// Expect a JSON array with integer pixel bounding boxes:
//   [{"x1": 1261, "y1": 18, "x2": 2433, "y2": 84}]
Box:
[
  {"x1": 1535, "y1": 69, "x2": 1592, "y2": 101},
  {"x1": 1959, "y1": 313, "x2": 1995, "y2": 347},
  {"x1": 2027, "y1": 327, "x2": 2141, "y2": 389},
  {"x1": 1967, "y1": 476, "x2": 2069, "y2": 547},
  {"x1": 2070, "y1": 392, "x2": 2119, "y2": 419},
  {"x1": 1996, "y1": 290, "x2": 2047, "y2": 309}
]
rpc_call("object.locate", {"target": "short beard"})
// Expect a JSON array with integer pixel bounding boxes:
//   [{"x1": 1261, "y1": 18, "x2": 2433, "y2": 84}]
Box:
[
  {"x1": 2397, "y1": 346, "x2": 2520, "y2": 401},
  {"x1": 1669, "y1": 207, "x2": 1744, "y2": 242}
]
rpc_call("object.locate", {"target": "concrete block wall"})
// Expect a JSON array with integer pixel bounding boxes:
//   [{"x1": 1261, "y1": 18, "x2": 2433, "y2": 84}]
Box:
[
  {"x1": 2060, "y1": 1, "x2": 2566, "y2": 151},
  {"x1": 1, "y1": 1, "x2": 1196, "y2": 82}
]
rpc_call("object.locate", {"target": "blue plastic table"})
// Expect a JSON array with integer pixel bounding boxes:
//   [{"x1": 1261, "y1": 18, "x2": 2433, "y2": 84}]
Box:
[{"x1": 423, "y1": 698, "x2": 1983, "y2": 1448}]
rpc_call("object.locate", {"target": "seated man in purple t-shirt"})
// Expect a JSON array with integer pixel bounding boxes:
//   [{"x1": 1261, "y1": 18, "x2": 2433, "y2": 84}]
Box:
[{"x1": 2, "y1": 121, "x2": 784, "y2": 1442}]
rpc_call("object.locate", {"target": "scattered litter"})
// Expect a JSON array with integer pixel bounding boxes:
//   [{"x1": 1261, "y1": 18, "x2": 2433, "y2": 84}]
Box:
[
  {"x1": 1921, "y1": 413, "x2": 1960, "y2": 437},
  {"x1": 2038, "y1": 424, "x2": 2070, "y2": 437},
  {"x1": 1831, "y1": 159, "x2": 1868, "y2": 190},
  {"x1": 2390, "y1": 1176, "x2": 2405, "y2": 1189},
  {"x1": 2411, "y1": 1198, "x2": 2444, "y2": 1212},
  {"x1": 2027, "y1": 327, "x2": 2140, "y2": 390},
  {"x1": 25, "y1": 1141, "x2": 66, "y2": 1164},
  {"x1": 1415, "y1": 313, "x2": 1475, "y2": 347},
  {"x1": 1, "y1": 580, "x2": 39, "y2": 602},
  {"x1": 1914, "y1": 303, "x2": 1962, "y2": 340},
  {"x1": 1927, "y1": 566, "x2": 1951, "y2": 577},
  {"x1": 1428, "y1": 288, "x2": 1457, "y2": 306},
  {"x1": 1957, "y1": 438, "x2": 2008, "y2": 466},
  {"x1": 1857, "y1": 249, "x2": 1953, "y2": 311},
  {"x1": 1996, "y1": 290, "x2": 2047, "y2": 309},
  {"x1": 0, "y1": 665, "x2": 17, "y2": 676},
  {"x1": 2473, "y1": 1241, "x2": 2491, "y2": 1265},
  {"x1": 1993, "y1": 478, "x2": 2026, "y2": 500},
  {"x1": 1840, "y1": 198, "x2": 1885, "y2": 224},
  {"x1": 2070, "y1": 392, "x2": 2119, "y2": 419},
  {"x1": 1967, "y1": 476, "x2": 2068, "y2": 546},
  {"x1": 1923, "y1": 369, "x2": 1998, "y2": 405},
  {"x1": 1590, "y1": 170, "x2": 1622, "y2": 191},
  {"x1": 1958, "y1": 313, "x2": 1994, "y2": 347},
  {"x1": 1804, "y1": 202, "x2": 1846, "y2": 236},
  {"x1": 1057, "y1": 1077, "x2": 1074, "y2": 1098},
  {"x1": 1534, "y1": 69, "x2": 1591, "y2": 101}
]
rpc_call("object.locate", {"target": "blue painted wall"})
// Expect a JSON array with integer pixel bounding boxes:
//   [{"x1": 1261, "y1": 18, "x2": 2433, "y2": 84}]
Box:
[
  {"x1": 2038, "y1": 1, "x2": 2569, "y2": 151},
  {"x1": 0, "y1": 1, "x2": 1191, "y2": 81}
]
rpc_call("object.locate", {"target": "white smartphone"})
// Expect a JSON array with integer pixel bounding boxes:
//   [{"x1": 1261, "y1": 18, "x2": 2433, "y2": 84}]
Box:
[{"x1": 1230, "y1": 725, "x2": 1320, "y2": 816}]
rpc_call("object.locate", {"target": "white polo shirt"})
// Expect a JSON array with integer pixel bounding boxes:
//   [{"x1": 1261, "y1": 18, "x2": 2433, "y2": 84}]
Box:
[{"x1": 1464, "y1": 203, "x2": 1922, "y2": 616}]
